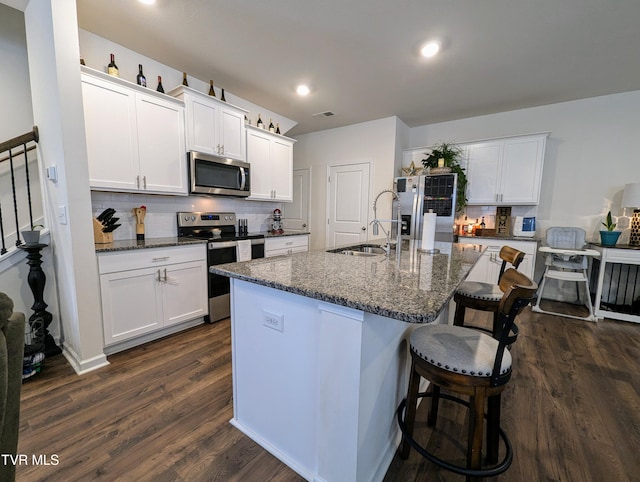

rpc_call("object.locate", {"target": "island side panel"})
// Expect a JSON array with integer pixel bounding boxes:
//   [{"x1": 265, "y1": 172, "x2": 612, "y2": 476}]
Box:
[
  {"x1": 229, "y1": 278, "x2": 441, "y2": 482},
  {"x1": 230, "y1": 279, "x2": 321, "y2": 479}
]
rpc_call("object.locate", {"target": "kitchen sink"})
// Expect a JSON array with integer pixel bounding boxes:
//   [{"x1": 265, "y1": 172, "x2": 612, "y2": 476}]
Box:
[
  {"x1": 328, "y1": 244, "x2": 388, "y2": 256},
  {"x1": 339, "y1": 250, "x2": 379, "y2": 257}
]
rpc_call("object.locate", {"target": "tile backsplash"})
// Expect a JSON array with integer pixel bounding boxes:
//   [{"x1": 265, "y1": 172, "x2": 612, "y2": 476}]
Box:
[{"x1": 91, "y1": 191, "x2": 282, "y2": 241}]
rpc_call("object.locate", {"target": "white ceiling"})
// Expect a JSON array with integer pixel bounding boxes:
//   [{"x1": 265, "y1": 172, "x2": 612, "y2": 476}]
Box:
[{"x1": 76, "y1": 0, "x2": 640, "y2": 137}]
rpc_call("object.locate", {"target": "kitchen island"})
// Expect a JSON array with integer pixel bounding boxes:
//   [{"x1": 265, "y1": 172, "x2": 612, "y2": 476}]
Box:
[{"x1": 211, "y1": 240, "x2": 482, "y2": 482}]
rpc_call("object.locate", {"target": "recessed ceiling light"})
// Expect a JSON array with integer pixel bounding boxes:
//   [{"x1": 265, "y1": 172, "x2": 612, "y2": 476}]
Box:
[
  {"x1": 138, "y1": 0, "x2": 156, "y2": 5},
  {"x1": 420, "y1": 41, "x2": 441, "y2": 58},
  {"x1": 296, "y1": 84, "x2": 310, "y2": 96}
]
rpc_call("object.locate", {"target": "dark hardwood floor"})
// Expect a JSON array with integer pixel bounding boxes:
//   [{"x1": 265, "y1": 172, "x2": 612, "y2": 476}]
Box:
[{"x1": 17, "y1": 303, "x2": 640, "y2": 481}]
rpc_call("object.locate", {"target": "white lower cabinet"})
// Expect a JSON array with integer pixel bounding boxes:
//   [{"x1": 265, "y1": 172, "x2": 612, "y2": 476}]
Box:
[
  {"x1": 265, "y1": 235, "x2": 309, "y2": 257},
  {"x1": 457, "y1": 238, "x2": 537, "y2": 283},
  {"x1": 98, "y1": 244, "x2": 208, "y2": 351}
]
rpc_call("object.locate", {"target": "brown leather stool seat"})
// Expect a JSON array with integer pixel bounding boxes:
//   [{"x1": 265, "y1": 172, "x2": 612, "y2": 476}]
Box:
[
  {"x1": 454, "y1": 245, "x2": 525, "y2": 337},
  {"x1": 397, "y1": 269, "x2": 537, "y2": 481}
]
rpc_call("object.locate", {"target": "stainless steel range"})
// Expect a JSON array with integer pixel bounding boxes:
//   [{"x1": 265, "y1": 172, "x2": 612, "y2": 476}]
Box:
[{"x1": 177, "y1": 212, "x2": 265, "y2": 323}]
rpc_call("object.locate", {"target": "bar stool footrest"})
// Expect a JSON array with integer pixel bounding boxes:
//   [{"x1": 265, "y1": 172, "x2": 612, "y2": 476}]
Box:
[{"x1": 396, "y1": 391, "x2": 513, "y2": 478}]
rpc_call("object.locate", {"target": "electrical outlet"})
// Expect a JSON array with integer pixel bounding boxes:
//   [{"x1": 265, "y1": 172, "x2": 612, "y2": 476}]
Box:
[{"x1": 263, "y1": 310, "x2": 284, "y2": 332}]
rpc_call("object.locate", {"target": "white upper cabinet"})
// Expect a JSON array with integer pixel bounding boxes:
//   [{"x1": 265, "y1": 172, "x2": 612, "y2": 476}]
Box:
[
  {"x1": 465, "y1": 133, "x2": 548, "y2": 205},
  {"x1": 81, "y1": 68, "x2": 187, "y2": 195},
  {"x1": 246, "y1": 126, "x2": 295, "y2": 202},
  {"x1": 170, "y1": 86, "x2": 247, "y2": 161}
]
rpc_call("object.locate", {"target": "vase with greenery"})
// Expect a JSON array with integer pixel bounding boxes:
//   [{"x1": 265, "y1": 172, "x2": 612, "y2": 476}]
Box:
[
  {"x1": 421, "y1": 141, "x2": 468, "y2": 213},
  {"x1": 599, "y1": 211, "x2": 621, "y2": 246},
  {"x1": 21, "y1": 223, "x2": 44, "y2": 246}
]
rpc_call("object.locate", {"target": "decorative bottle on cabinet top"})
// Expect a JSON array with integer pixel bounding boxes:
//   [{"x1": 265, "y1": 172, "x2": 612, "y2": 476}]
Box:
[
  {"x1": 256, "y1": 114, "x2": 264, "y2": 129},
  {"x1": 182, "y1": 72, "x2": 189, "y2": 87},
  {"x1": 220, "y1": 88, "x2": 226, "y2": 102},
  {"x1": 107, "y1": 53, "x2": 118, "y2": 77},
  {"x1": 208, "y1": 80, "x2": 216, "y2": 97},
  {"x1": 156, "y1": 76, "x2": 164, "y2": 93},
  {"x1": 136, "y1": 64, "x2": 147, "y2": 87}
]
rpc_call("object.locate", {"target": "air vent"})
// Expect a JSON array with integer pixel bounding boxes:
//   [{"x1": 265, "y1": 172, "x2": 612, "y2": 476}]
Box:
[{"x1": 312, "y1": 111, "x2": 336, "y2": 118}]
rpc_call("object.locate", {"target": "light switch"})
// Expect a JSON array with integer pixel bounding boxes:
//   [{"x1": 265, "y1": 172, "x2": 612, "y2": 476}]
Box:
[
  {"x1": 58, "y1": 205, "x2": 67, "y2": 225},
  {"x1": 46, "y1": 165, "x2": 57, "y2": 183}
]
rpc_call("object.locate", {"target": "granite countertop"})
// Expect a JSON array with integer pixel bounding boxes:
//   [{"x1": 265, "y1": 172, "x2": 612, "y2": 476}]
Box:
[
  {"x1": 95, "y1": 237, "x2": 206, "y2": 253},
  {"x1": 210, "y1": 240, "x2": 483, "y2": 324}
]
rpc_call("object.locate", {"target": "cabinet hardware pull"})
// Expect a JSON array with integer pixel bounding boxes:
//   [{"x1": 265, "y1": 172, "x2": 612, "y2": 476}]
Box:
[
  {"x1": 220, "y1": 144, "x2": 224, "y2": 154},
  {"x1": 143, "y1": 176, "x2": 147, "y2": 189},
  {"x1": 157, "y1": 269, "x2": 161, "y2": 282},
  {"x1": 163, "y1": 268, "x2": 168, "y2": 282},
  {"x1": 137, "y1": 175, "x2": 140, "y2": 188},
  {"x1": 152, "y1": 256, "x2": 170, "y2": 262}
]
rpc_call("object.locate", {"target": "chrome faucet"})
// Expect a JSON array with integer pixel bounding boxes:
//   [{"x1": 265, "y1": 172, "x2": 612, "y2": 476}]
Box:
[{"x1": 371, "y1": 189, "x2": 402, "y2": 257}]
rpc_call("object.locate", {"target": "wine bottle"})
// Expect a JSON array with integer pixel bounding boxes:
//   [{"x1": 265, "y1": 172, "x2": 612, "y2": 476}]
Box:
[
  {"x1": 276, "y1": 123, "x2": 281, "y2": 134},
  {"x1": 256, "y1": 114, "x2": 264, "y2": 129},
  {"x1": 268, "y1": 118, "x2": 275, "y2": 133},
  {"x1": 244, "y1": 115, "x2": 249, "y2": 126},
  {"x1": 136, "y1": 64, "x2": 147, "y2": 87},
  {"x1": 107, "y1": 53, "x2": 118, "y2": 77},
  {"x1": 182, "y1": 72, "x2": 189, "y2": 87},
  {"x1": 156, "y1": 75, "x2": 165, "y2": 93},
  {"x1": 220, "y1": 88, "x2": 226, "y2": 102},
  {"x1": 208, "y1": 80, "x2": 216, "y2": 97},
  {"x1": 480, "y1": 216, "x2": 486, "y2": 230}
]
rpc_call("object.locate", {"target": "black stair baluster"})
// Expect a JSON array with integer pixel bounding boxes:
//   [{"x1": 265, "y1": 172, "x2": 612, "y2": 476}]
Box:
[
  {"x1": 0, "y1": 201, "x2": 6, "y2": 255},
  {"x1": 8, "y1": 148, "x2": 22, "y2": 246},
  {"x1": 23, "y1": 142, "x2": 34, "y2": 229}
]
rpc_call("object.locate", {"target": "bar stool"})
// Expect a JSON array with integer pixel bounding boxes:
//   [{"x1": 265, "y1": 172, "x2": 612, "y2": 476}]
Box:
[
  {"x1": 397, "y1": 269, "x2": 537, "y2": 481},
  {"x1": 453, "y1": 245, "x2": 526, "y2": 337}
]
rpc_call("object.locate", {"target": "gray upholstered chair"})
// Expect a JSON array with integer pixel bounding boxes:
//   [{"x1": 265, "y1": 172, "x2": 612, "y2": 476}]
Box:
[{"x1": 0, "y1": 292, "x2": 25, "y2": 482}]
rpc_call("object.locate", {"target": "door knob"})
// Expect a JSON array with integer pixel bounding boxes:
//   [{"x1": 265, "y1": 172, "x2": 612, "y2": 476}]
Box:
[
  {"x1": 361, "y1": 226, "x2": 366, "y2": 231},
  {"x1": 302, "y1": 224, "x2": 307, "y2": 228}
]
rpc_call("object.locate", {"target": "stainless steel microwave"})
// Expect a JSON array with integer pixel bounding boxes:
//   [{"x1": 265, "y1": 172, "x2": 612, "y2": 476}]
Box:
[{"x1": 188, "y1": 151, "x2": 251, "y2": 197}]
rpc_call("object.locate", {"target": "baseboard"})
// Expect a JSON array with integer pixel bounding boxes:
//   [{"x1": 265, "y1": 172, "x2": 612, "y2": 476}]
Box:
[{"x1": 61, "y1": 343, "x2": 110, "y2": 375}]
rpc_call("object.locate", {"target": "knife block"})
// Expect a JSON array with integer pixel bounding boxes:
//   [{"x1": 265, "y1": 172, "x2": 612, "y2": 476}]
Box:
[{"x1": 93, "y1": 217, "x2": 113, "y2": 244}]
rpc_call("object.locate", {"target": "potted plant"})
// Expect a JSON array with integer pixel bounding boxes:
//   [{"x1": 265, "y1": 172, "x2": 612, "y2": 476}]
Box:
[
  {"x1": 421, "y1": 141, "x2": 468, "y2": 213},
  {"x1": 599, "y1": 211, "x2": 621, "y2": 246},
  {"x1": 22, "y1": 224, "x2": 44, "y2": 246}
]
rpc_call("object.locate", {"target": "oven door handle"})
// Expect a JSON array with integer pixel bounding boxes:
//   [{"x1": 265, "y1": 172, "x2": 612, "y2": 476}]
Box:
[
  {"x1": 208, "y1": 240, "x2": 240, "y2": 250},
  {"x1": 239, "y1": 167, "x2": 247, "y2": 191}
]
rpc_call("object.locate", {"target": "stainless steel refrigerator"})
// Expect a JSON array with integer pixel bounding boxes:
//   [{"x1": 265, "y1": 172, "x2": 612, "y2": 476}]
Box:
[{"x1": 394, "y1": 173, "x2": 457, "y2": 242}]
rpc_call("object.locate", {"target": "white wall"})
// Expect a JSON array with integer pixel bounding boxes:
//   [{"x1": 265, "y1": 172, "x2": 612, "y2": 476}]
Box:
[
  {"x1": 408, "y1": 91, "x2": 640, "y2": 243},
  {"x1": 293, "y1": 116, "x2": 404, "y2": 251},
  {"x1": 24, "y1": 0, "x2": 107, "y2": 373}
]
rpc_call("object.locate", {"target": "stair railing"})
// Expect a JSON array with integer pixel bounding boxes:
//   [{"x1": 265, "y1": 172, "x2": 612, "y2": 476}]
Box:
[{"x1": 0, "y1": 126, "x2": 39, "y2": 255}]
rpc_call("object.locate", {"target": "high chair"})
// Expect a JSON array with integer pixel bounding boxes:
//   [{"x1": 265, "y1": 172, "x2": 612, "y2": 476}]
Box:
[{"x1": 532, "y1": 227, "x2": 600, "y2": 321}]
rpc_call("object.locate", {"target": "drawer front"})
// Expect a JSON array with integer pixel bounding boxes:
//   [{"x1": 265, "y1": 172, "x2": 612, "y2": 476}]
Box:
[
  {"x1": 98, "y1": 244, "x2": 206, "y2": 274},
  {"x1": 265, "y1": 235, "x2": 309, "y2": 252}
]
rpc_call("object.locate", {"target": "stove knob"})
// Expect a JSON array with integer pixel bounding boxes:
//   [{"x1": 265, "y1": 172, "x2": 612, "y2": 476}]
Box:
[{"x1": 191, "y1": 215, "x2": 196, "y2": 221}]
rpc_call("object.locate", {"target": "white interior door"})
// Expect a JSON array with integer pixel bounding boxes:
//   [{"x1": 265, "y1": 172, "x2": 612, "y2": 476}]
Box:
[
  {"x1": 282, "y1": 168, "x2": 310, "y2": 231},
  {"x1": 326, "y1": 162, "x2": 370, "y2": 248}
]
